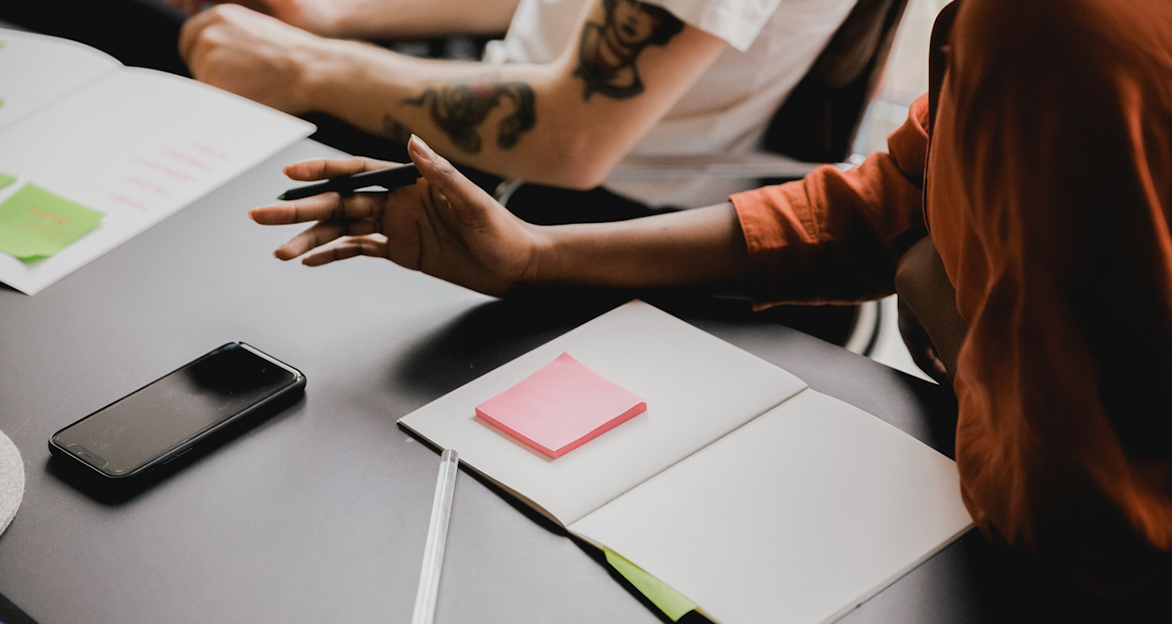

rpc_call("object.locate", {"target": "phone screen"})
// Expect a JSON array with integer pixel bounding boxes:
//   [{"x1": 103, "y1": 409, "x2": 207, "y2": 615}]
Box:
[{"x1": 52, "y1": 343, "x2": 301, "y2": 477}]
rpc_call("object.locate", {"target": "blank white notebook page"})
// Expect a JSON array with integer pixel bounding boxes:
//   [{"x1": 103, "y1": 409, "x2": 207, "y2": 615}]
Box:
[{"x1": 569, "y1": 389, "x2": 974, "y2": 624}]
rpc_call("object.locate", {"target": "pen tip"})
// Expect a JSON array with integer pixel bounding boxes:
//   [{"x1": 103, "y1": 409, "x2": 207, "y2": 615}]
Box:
[{"x1": 277, "y1": 193, "x2": 288, "y2": 201}]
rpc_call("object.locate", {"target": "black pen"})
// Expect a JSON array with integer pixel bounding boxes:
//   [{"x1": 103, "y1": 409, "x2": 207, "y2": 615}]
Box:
[{"x1": 277, "y1": 162, "x2": 421, "y2": 201}]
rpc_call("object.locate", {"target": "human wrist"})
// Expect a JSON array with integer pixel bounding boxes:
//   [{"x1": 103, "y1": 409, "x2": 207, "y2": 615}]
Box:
[
  {"x1": 291, "y1": 37, "x2": 359, "y2": 113},
  {"x1": 517, "y1": 223, "x2": 568, "y2": 286},
  {"x1": 520, "y1": 222, "x2": 635, "y2": 288}
]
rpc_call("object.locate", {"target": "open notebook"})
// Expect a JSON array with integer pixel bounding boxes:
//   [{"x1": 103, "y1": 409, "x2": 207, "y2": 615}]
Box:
[
  {"x1": 399, "y1": 301, "x2": 973, "y2": 624},
  {"x1": 0, "y1": 28, "x2": 314, "y2": 294}
]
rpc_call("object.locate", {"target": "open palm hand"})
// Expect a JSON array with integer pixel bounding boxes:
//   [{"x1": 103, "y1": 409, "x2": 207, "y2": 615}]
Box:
[{"x1": 250, "y1": 137, "x2": 546, "y2": 296}]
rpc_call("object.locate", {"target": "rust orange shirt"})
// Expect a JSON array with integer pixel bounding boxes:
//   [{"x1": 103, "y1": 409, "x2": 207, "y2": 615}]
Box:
[{"x1": 732, "y1": 0, "x2": 1172, "y2": 587}]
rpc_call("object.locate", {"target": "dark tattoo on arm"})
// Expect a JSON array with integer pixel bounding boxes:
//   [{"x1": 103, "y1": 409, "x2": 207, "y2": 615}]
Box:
[
  {"x1": 573, "y1": 0, "x2": 685, "y2": 101},
  {"x1": 400, "y1": 80, "x2": 537, "y2": 154},
  {"x1": 381, "y1": 115, "x2": 414, "y2": 145}
]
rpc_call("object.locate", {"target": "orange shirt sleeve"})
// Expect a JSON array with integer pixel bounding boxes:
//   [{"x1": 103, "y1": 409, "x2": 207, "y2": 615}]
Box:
[{"x1": 730, "y1": 96, "x2": 931, "y2": 306}]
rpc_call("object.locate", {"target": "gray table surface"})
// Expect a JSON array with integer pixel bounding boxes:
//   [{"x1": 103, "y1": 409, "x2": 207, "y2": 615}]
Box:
[{"x1": 1, "y1": 139, "x2": 1154, "y2": 624}]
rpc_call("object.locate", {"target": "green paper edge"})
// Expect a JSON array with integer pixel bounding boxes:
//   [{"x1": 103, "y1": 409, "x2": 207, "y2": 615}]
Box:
[{"x1": 604, "y1": 547, "x2": 697, "y2": 621}]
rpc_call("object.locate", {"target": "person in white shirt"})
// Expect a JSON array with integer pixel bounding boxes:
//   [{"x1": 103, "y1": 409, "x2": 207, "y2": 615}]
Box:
[{"x1": 174, "y1": 0, "x2": 857, "y2": 211}]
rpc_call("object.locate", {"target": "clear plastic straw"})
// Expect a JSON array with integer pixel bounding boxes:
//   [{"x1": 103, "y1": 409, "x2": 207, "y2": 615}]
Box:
[{"x1": 412, "y1": 448, "x2": 459, "y2": 624}]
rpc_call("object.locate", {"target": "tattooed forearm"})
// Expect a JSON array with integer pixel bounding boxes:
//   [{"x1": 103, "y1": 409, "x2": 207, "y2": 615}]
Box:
[
  {"x1": 495, "y1": 84, "x2": 537, "y2": 149},
  {"x1": 400, "y1": 80, "x2": 537, "y2": 154},
  {"x1": 573, "y1": 0, "x2": 685, "y2": 101},
  {"x1": 381, "y1": 115, "x2": 415, "y2": 144}
]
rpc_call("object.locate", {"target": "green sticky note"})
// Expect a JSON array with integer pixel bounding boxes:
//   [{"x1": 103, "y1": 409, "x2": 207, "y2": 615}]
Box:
[
  {"x1": 0, "y1": 173, "x2": 14, "y2": 191},
  {"x1": 0, "y1": 183, "x2": 104, "y2": 262},
  {"x1": 604, "y1": 547, "x2": 697, "y2": 621}
]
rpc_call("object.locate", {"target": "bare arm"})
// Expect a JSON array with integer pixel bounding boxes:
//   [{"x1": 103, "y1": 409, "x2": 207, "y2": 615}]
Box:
[
  {"x1": 249, "y1": 137, "x2": 751, "y2": 296},
  {"x1": 537, "y1": 203, "x2": 750, "y2": 288},
  {"x1": 169, "y1": 0, "x2": 520, "y2": 40},
  {"x1": 328, "y1": 0, "x2": 520, "y2": 39},
  {"x1": 180, "y1": 0, "x2": 727, "y2": 188},
  {"x1": 894, "y1": 236, "x2": 968, "y2": 383}
]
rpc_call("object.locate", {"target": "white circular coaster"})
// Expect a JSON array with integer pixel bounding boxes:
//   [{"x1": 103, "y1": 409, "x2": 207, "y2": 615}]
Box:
[{"x1": 0, "y1": 430, "x2": 24, "y2": 535}]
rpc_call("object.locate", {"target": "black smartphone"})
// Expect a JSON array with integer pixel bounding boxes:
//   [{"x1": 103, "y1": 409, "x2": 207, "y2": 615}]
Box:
[{"x1": 49, "y1": 342, "x2": 305, "y2": 482}]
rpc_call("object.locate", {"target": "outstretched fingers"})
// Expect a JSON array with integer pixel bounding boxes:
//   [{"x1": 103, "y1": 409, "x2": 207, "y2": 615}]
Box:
[
  {"x1": 282, "y1": 156, "x2": 399, "y2": 182},
  {"x1": 274, "y1": 217, "x2": 382, "y2": 260},
  {"x1": 301, "y1": 235, "x2": 389, "y2": 266},
  {"x1": 250, "y1": 191, "x2": 383, "y2": 225}
]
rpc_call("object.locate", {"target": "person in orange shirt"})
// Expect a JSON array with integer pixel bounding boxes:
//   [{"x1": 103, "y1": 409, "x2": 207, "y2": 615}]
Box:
[{"x1": 248, "y1": 0, "x2": 1172, "y2": 592}]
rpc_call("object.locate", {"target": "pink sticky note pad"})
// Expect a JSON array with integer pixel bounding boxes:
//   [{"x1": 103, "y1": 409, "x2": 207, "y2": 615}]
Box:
[{"x1": 475, "y1": 352, "x2": 646, "y2": 459}]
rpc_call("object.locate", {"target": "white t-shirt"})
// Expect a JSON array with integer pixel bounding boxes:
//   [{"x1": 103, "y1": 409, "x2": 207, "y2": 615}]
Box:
[{"x1": 483, "y1": 0, "x2": 858, "y2": 207}]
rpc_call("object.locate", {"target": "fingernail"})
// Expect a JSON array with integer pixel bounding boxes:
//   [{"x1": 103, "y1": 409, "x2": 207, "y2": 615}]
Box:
[{"x1": 410, "y1": 134, "x2": 436, "y2": 159}]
